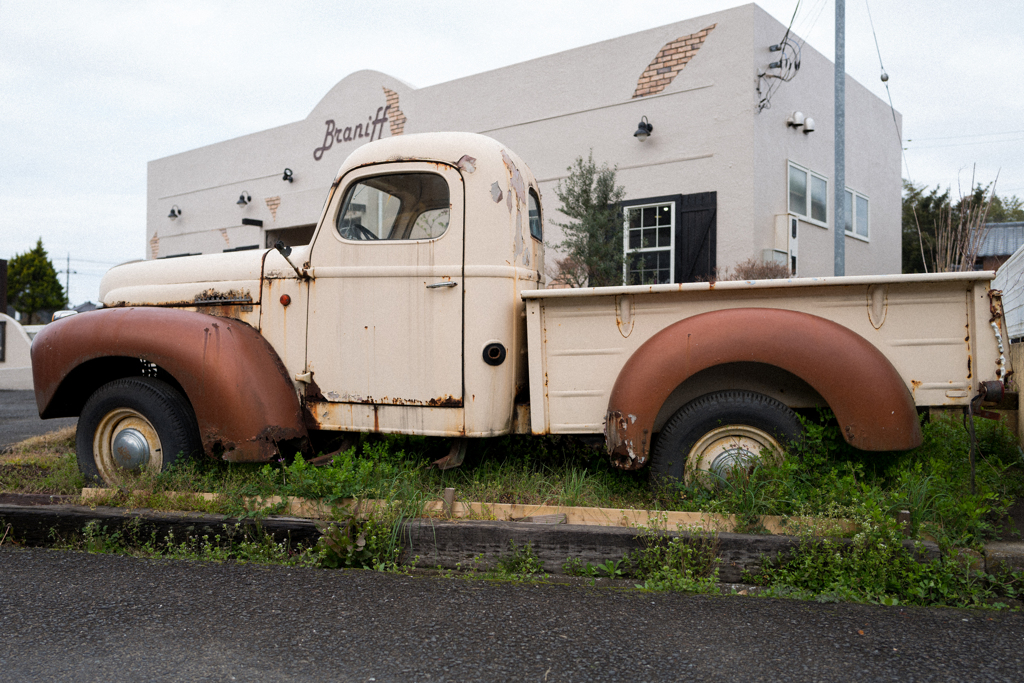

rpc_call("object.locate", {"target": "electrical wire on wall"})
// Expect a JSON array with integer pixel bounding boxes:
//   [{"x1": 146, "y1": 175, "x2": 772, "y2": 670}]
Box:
[{"x1": 757, "y1": 0, "x2": 803, "y2": 112}]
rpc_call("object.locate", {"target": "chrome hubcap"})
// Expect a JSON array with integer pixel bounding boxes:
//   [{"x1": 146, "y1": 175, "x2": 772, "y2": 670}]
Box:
[
  {"x1": 93, "y1": 407, "x2": 163, "y2": 485},
  {"x1": 111, "y1": 428, "x2": 151, "y2": 470}
]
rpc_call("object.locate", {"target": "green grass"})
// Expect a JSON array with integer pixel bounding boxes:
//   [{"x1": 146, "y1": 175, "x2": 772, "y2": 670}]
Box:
[
  {"x1": 0, "y1": 426, "x2": 84, "y2": 495},
  {"x1": 4, "y1": 410, "x2": 1023, "y2": 551}
]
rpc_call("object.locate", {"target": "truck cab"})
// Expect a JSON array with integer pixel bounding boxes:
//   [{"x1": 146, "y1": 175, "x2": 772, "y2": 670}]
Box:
[
  {"x1": 259, "y1": 133, "x2": 544, "y2": 439},
  {"x1": 35, "y1": 134, "x2": 545, "y2": 480}
]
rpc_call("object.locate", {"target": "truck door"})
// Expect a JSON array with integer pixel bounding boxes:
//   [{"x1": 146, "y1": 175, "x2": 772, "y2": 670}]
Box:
[{"x1": 305, "y1": 161, "x2": 464, "y2": 435}]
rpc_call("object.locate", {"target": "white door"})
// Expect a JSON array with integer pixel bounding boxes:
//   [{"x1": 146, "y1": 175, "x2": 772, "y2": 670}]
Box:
[{"x1": 305, "y1": 162, "x2": 464, "y2": 433}]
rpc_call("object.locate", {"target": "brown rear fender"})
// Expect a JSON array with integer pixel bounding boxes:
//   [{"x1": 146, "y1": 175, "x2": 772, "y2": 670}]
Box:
[
  {"x1": 31, "y1": 307, "x2": 306, "y2": 462},
  {"x1": 605, "y1": 308, "x2": 922, "y2": 469}
]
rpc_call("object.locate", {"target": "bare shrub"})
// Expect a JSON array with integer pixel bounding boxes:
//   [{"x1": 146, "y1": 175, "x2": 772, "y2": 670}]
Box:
[
  {"x1": 709, "y1": 257, "x2": 791, "y2": 282},
  {"x1": 546, "y1": 255, "x2": 590, "y2": 288}
]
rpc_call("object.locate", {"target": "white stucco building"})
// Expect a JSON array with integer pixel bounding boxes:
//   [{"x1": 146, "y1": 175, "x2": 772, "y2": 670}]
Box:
[{"x1": 147, "y1": 3, "x2": 902, "y2": 282}]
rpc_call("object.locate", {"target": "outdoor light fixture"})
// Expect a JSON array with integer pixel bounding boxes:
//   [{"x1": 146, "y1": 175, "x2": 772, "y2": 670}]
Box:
[
  {"x1": 786, "y1": 111, "x2": 806, "y2": 127},
  {"x1": 168, "y1": 206, "x2": 182, "y2": 220},
  {"x1": 282, "y1": 168, "x2": 294, "y2": 183},
  {"x1": 633, "y1": 116, "x2": 653, "y2": 141},
  {"x1": 237, "y1": 191, "x2": 252, "y2": 206},
  {"x1": 802, "y1": 117, "x2": 816, "y2": 133}
]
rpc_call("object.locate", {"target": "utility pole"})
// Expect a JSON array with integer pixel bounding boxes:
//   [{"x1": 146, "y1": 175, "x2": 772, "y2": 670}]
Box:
[
  {"x1": 59, "y1": 253, "x2": 77, "y2": 309},
  {"x1": 834, "y1": 0, "x2": 846, "y2": 276}
]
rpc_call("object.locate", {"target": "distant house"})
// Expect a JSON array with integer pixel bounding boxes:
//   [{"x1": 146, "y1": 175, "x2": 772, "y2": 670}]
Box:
[
  {"x1": 977, "y1": 222, "x2": 1024, "y2": 271},
  {"x1": 72, "y1": 301, "x2": 98, "y2": 313}
]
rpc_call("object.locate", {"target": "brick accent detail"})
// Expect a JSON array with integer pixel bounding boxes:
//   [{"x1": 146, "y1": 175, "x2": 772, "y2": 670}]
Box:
[
  {"x1": 149, "y1": 231, "x2": 159, "y2": 260},
  {"x1": 383, "y1": 87, "x2": 406, "y2": 136},
  {"x1": 265, "y1": 196, "x2": 281, "y2": 221},
  {"x1": 632, "y1": 24, "x2": 716, "y2": 98},
  {"x1": 219, "y1": 227, "x2": 230, "y2": 244}
]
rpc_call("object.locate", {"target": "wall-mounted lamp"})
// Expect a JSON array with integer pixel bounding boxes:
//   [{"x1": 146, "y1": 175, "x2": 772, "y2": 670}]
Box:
[
  {"x1": 282, "y1": 168, "x2": 294, "y2": 183},
  {"x1": 786, "y1": 111, "x2": 815, "y2": 134},
  {"x1": 237, "y1": 191, "x2": 252, "y2": 206},
  {"x1": 168, "y1": 205, "x2": 182, "y2": 220},
  {"x1": 633, "y1": 116, "x2": 653, "y2": 141}
]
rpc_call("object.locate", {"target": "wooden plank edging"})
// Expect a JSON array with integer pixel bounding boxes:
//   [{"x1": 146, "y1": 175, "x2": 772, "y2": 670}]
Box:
[{"x1": 78, "y1": 488, "x2": 856, "y2": 535}]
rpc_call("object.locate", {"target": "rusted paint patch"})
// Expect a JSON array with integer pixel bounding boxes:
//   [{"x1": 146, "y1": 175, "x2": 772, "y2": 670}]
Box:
[
  {"x1": 456, "y1": 155, "x2": 477, "y2": 173},
  {"x1": 490, "y1": 181, "x2": 503, "y2": 203},
  {"x1": 193, "y1": 288, "x2": 253, "y2": 305},
  {"x1": 31, "y1": 307, "x2": 307, "y2": 463},
  {"x1": 304, "y1": 377, "x2": 327, "y2": 402}
]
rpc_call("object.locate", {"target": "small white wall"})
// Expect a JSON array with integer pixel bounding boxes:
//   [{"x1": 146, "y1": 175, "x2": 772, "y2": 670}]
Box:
[{"x1": 0, "y1": 314, "x2": 34, "y2": 390}]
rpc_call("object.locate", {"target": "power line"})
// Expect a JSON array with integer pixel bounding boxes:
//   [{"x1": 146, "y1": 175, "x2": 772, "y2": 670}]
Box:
[
  {"x1": 907, "y1": 129, "x2": 1024, "y2": 142},
  {"x1": 69, "y1": 257, "x2": 124, "y2": 266},
  {"x1": 757, "y1": 0, "x2": 804, "y2": 112},
  {"x1": 905, "y1": 136, "x2": 1024, "y2": 151},
  {"x1": 863, "y1": 0, "x2": 908, "y2": 180}
]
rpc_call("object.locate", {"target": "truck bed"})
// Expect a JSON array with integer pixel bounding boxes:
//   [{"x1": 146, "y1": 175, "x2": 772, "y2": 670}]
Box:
[{"x1": 523, "y1": 272, "x2": 1006, "y2": 436}]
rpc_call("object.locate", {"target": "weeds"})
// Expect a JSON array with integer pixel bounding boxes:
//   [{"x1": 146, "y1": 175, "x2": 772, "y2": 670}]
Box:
[
  {"x1": 630, "y1": 528, "x2": 721, "y2": 594},
  {"x1": 754, "y1": 513, "x2": 1024, "y2": 608},
  {"x1": 657, "y1": 410, "x2": 1024, "y2": 546},
  {"x1": 59, "y1": 519, "x2": 327, "y2": 568},
  {"x1": 493, "y1": 540, "x2": 546, "y2": 579},
  {"x1": 317, "y1": 508, "x2": 404, "y2": 571}
]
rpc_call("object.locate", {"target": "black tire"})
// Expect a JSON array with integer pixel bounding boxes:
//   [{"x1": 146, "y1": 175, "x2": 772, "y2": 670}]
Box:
[
  {"x1": 649, "y1": 391, "x2": 803, "y2": 485},
  {"x1": 77, "y1": 377, "x2": 202, "y2": 486}
]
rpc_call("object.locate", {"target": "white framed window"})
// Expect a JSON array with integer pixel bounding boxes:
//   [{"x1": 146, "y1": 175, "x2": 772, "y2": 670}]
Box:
[
  {"x1": 788, "y1": 162, "x2": 828, "y2": 227},
  {"x1": 624, "y1": 202, "x2": 675, "y2": 285},
  {"x1": 844, "y1": 189, "x2": 869, "y2": 240}
]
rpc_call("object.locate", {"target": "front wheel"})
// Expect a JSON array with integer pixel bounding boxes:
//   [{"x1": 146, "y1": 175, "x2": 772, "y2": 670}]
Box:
[
  {"x1": 77, "y1": 377, "x2": 202, "y2": 486},
  {"x1": 649, "y1": 391, "x2": 803, "y2": 486}
]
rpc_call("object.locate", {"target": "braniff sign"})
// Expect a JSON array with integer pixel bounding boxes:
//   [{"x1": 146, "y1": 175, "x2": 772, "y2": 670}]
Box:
[{"x1": 313, "y1": 105, "x2": 392, "y2": 161}]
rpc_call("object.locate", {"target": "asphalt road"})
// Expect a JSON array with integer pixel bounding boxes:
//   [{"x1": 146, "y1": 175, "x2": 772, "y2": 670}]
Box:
[
  {"x1": 1, "y1": 548, "x2": 1022, "y2": 682},
  {"x1": 0, "y1": 390, "x2": 76, "y2": 449}
]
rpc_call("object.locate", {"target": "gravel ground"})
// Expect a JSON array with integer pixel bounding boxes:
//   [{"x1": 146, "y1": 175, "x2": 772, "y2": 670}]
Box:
[
  {"x1": 1, "y1": 547, "x2": 1023, "y2": 682},
  {"x1": 0, "y1": 390, "x2": 76, "y2": 450}
]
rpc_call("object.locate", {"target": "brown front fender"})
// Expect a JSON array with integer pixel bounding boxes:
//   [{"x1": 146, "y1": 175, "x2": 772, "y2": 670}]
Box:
[
  {"x1": 605, "y1": 308, "x2": 922, "y2": 469},
  {"x1": 31, "y1": 307, "x2": 306, "y2": 461}
]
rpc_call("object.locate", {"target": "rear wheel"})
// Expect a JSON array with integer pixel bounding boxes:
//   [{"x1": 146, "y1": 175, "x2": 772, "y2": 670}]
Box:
[
  {"x1": 77, "y1": 377, "x2": 202, "y2": 486},
  {"x1": 650, "y1": 391, "x2": 802, "y2": 486}
]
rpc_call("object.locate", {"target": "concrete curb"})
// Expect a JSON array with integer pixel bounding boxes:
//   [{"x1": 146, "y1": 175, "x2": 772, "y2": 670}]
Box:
[{"x1": 0, "y1": 501, "x2": 972, "y2": 583}]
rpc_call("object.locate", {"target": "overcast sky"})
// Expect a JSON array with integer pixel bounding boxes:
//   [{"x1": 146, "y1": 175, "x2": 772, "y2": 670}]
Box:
[{"x1": 2, "y1": 0, "x2": 1021, "y2": 305}]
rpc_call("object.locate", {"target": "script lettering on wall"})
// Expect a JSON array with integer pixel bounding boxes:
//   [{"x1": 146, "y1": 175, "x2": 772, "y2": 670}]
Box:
[{"x1": 313, "y1": 105, "x2": 392, "y2": 161}]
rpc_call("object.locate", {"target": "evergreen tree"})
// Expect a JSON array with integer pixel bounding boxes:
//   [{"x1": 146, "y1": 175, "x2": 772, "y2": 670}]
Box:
[
  {"x1": 553, "y1": 152, "x2": 626, "y2": 287},
  {"x1": 8, "y1": 238, "x2": 66, "y2": 323}
]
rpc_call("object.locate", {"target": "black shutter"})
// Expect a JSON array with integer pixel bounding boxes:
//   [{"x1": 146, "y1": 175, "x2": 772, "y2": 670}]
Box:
[{"x1": 675, "y1": 192, "x2": 717, "y2": 283}]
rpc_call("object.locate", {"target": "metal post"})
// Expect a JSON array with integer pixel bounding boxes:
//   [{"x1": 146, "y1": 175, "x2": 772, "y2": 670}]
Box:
[
  {"x1": 834, "y1": 0, "x2": 846, "y2": 276},
  {"x1": 0, "y1": 259, "x2": 7, "y2": 316},
  {"x1": 66, "y1": 254, "x2": 71, "y2": 307}
]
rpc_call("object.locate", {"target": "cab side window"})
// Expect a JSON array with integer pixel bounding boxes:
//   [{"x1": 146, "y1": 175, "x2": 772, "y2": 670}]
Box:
[
  {"x1": 528, "y1": 189, "x2": 542, "y2": 241},
  {"x1": 337, "y1": 173, "x2": 450, "y2": 241}
]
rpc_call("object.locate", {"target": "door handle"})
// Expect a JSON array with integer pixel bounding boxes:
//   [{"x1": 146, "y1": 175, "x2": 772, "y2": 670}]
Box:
[{"x1": 426, "y1": 281, "x2": 458, "y2": 289}]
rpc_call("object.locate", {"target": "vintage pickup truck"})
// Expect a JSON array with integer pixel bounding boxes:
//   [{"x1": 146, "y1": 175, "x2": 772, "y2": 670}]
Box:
[{"x1": 31, "y1": 133, "x2": 1010, "y2": 486}]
